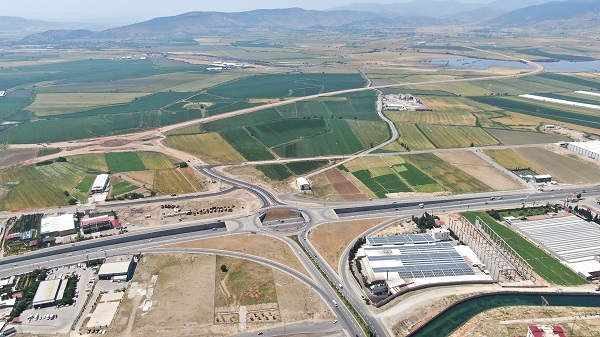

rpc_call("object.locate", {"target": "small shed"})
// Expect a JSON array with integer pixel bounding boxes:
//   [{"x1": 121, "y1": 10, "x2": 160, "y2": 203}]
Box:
[{"x1": 296, "y1": 177, "x2": 310, "y2": 191}]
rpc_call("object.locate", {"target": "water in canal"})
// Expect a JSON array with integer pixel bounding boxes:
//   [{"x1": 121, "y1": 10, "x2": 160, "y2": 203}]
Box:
[{"x1": 408, "y1": 293, "x2": 600, "y2": 337}]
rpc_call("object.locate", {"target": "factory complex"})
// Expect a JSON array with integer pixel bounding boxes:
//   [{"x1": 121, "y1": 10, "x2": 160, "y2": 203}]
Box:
[{"x1": 357, "y1": 232, "x2": 492, "y2": 294}]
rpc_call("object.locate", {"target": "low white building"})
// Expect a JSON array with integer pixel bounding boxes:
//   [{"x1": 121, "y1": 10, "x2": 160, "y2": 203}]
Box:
[
  {"x1": 41, "y1": 214, "x2": 77, "y2": 237},
  {"x1": 32, "y1": 279, "x2": 64, "y2": 307},
  {"x1": 431, "y1": 228, "x2": 451, "y2": 241},
  {"x1": 567, "y1": 140, "x2": 600, "y2": 161},
  {"x1": 91, "y1": 174, "x2": 110, "y2": 193},
  {"x1": 296, "y1": 177, "x2": 310, "y2": 191}
]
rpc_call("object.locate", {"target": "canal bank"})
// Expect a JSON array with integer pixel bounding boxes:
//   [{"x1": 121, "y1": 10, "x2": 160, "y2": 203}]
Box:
[{"x1": 407, "y1": 292, "x2": 600, "y2": 337}]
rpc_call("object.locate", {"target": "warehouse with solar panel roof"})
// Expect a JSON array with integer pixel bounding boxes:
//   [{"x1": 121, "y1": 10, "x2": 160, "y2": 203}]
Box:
[{"x1": 356, "y1": 230, "x2": 494, "y2": 295}]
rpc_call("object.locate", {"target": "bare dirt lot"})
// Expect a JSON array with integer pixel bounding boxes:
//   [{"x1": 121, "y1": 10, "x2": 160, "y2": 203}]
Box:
[
  {"x1": 0, "y1": 149, "x2": 39, "y2": 168},
  {"x1": 116, "y1": 189, "x2": 261, "y2": 228},
  {"x1": 324, "y1": 169, "x2": 368, "y2": 201},
  {"x1": 162, "y1": 234, "x2": 310, "y2": 278},
  {"x1": 309, "y1": 217, "x2": 393, "y2": 273},
  {"x1": 435, "y1": 151, "x2": 523, "y2": 191},
  {"x1": 107, "y1": 253, "x2": 331, "y2": 337},
  {"x1": 450, "y1": 305, "x2": 600, "y2": 337}
]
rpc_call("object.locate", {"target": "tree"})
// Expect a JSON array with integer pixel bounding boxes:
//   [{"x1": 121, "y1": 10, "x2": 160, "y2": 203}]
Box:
[
  {"x1": 63, "y1": 190, "x2": 70, "y2": 197},
  {"x1": 220, "y1": 265, "x2": 228, "y2": 272},
  {"x1": 68, "y1": 198, "x2": 77, "y2": 205},
  {"x1": 56, "y1": 157, "x2": 67, "y2": 162}
]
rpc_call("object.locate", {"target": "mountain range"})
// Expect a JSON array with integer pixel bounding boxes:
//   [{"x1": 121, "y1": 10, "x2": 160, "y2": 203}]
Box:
[{"x1": 3, "y1": 0, "x2": 599, "y2": 42}]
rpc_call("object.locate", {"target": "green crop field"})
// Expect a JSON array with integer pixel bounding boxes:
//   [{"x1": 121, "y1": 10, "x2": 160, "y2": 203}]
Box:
[
  {"x1": 538, "y1": 73, "x2": 600, "y2": 88},
  {"x1": 248, "y1": 119, "x2": 327, "y2": 147},
  {"x1": 105, "y1": 153, "x2": 147, "y2": 173},
  {"x1": 417, "y1": 124, "x2": 499, "y2": 148},
  {"x1": 220, "y1": 129, "x2": 275, "y2": 161},
  {"x1": 75, "y1": 174, "x2": 96, "y2": 195},
  {"x1": 111, "y1": 180, "x2": 140, "y2": 196},
  {"x1": 206, "y1": 73, "x2": 365, "y2": 99},
  {"x1": 68, "y1": 154, "x2": 108, "y2": 172},
  {"x1": 286, "y1": 160, "x2": 329, "y2": 175},
  {"x1": 348, "y1": 120, "x2": 389, "y2": 148},
  {"x1": 351, "y1": 169, "x2": 411, "y2": 198},
  {"x1": 470, "y1": 96, "x2": 600, "y2": 130},
  {"x1": 202, "y1": 108, "x2": 282, "y2": 132},
  {"x1": 462, "y1": 212, "x2": 587, "y2": 286},
  {"x1": 35, "y1": 162, "x2": 87, "y2": 191},
  {"x1": 483, "y1": 128, "x2": 569, "y2": 145},
  {"x1": 256, "y1": 164, "x2": 293, "y2": 180},
  {"x1": 405, "y1": 153, "x2": 491, "y2": 193}
]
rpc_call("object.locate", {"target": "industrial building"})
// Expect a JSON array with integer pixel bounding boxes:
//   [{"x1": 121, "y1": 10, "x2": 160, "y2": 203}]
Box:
[
  {"x1": 40, "y1": 214, "x2": 77, "y2": 237},
  {"x1": 567, "y1": 140, "x2": 600, "y2": 161},
  {"x1": 296, "y1": 177, "x2": 310, "y2": 191},
  {"x1": 91, "y1": 174, "x2": 110, "y2": 194},
  {"x1": 32, "y1": 279, "x2": 64, "y2": 307},
  {"x1": 98, "y1": 256, "x2": 135, "y2": 281},
  {"x1": 533, "y1": 174, "x2": 552, "y2": 183},
  {"x1": 81, "y1": 215, "x2": 117, "y2": 234},
  {"x1": 357, "y1": 234, "x2": 492, "y2": 293},
  {"x1": 509, "y1": 214, "x2": 600, "y2": 279}
]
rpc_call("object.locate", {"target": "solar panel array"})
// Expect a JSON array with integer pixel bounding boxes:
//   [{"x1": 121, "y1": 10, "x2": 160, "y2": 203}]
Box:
[
  {"x1": 513, "y1": 215, "x2": 600, "y2": 263},
  {"x1": 367, "y1": 234, "x2": 435, "y2": 246},
  {"x1": 367, "y1": 242, "x2": 475, "y2": 279}
]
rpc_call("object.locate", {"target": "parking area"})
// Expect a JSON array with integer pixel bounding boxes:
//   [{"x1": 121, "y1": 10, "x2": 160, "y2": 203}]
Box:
[{"x1": 13, "y1": 264, "x2": 96, "y2": 335}]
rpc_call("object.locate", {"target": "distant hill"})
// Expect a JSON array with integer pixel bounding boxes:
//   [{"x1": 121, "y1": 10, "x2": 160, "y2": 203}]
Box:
[
  {"x1": 443, "y1": 7, "x2": 506, "y2": 23},
  {"x1": 97, "y1": 8, "x2": 397, "y2": 38},
  {"x1": 491, "y1": 0, "x2": 600, "y2": 26},
  {"x1": 328, "y1": 1, "x2": 482, "y2": 18},
  {"x1": 0, "y1": 16, "x2": 62, "y2": 31},
  {"x1": 328, "y1": 0, "x2": 565, "y2": 18},
  {"x1": 21, "y1": 29, "x2": 95, "y2": 43}
]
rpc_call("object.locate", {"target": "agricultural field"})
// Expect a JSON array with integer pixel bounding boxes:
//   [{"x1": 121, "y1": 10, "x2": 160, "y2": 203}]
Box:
[
  {"x1": 254, "y1": 160, "x2": 329, "y2": 181},
  {"x1": 514, "y1": 147, "x2": 600, "y2": 184},
  {"x1": 162, "y1": 133, "x2": 246, "y2": 164},
  {"x1": 462, "y1": 212, "x2": 587, "y2": 286},
  {"x1": 484, "y1": 149, "x2": 543, "y2": 172},
  {"x1": 417, "y1": 124, "x2": 499, "y2": 148},
  {"x1": 166, "y1": 92, "x2": 388, "y2": 162},
  {"x1": 435, "y1": 151, "x2": 523, "y2": 191},
  {"x1": 483, "y1": 128, "x2": 569, "y2": 145},
  {"x1": 470, "y1": 96, "x2": 600, "y2": 131},
  {"x1": 337, "y1": 156, "x2": 445, "y2": 198},
  {"x1": 26, "y1": 92, "x2": 147, "y2": 116},
  {"x1": 405, "y1": 153, "x2": 492, "y2": 193},
  {"x1": 206, "y1": 72, "x2": 365, "y2": 99},
  {"x1": 0, "y1": 152, "x2": 200, "y2": 211}
]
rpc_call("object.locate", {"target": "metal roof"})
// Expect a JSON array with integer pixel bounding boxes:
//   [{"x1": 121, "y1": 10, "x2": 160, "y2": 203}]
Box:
[
  {"x1": 364, "y1": 242, "x2": 474, "y2": 279},
  {"x1": 41, "y1": 214, "x2": 75, "y2": 235},
  {"x1": 366, "y1": 234, "x2": 435, "y2": 246},
  {"x1": 32, "y1": 279, "x2": 62, "y2": 306},
  {"x1": 512, "y1": 215, "x2": 600, "y2": 264},
  {"x1": 98, "y1": 258, "x2": 132, "y2": 276}
]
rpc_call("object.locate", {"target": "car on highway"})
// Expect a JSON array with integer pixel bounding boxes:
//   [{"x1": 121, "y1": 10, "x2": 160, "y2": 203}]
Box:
[
  {"x1": 257, "y1": 332, "x2": 263, "y2": 335},
  {"x1": 333, "y1": 319, "x2": 338, "y2": 324}
]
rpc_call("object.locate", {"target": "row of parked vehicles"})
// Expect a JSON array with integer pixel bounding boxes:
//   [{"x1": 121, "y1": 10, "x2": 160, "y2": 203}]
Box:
[{"x1": 27, "y1": 313, "x2": 58, "y2": 321}]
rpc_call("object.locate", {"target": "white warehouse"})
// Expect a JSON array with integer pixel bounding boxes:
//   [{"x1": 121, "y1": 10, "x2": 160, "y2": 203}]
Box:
[
  {"x1": 91, "y1": 174, "x2": 110, "y2": 193},
  {"x1": 567, "y1": 140, "x2": 600, "y2": 161}
]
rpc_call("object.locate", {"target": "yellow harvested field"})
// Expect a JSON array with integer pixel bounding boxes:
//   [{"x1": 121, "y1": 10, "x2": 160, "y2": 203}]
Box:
[
  {"x1": 515, "y1": 147, "x2": 600, "y2": 184},
  {"x1": 418, "y1": 124, "x2": 499, "y2": 148},
  {"x1": 168, "y1": 123, "x2": 202, "y2": 135},
  {"x1": 386, "y1": 109, "x2": 475, "y2": 126},
  {"x1": 138, "y1": 152, "x2": 175, "y2": 170},
  {"x1": 163, "y1": 133, "x2": 246, "y2": 164},
  {"x1": 343, "y1": 156, "x2": 405, "y2": 172},
  {"x1": 122, "y1": 171, "x2": 155, "y2": 186},
  {"x1": 27, "y1": 93, "x2": 146, "y2": 116},
  {"x1": 309, "y1": 218, "x2": 393, "y2": 273},
  {"x1": 435, "y1": 151, "x2": 522, "y2": 191},
  {"x1": 153, "y1": 168, "x2": 203, "y2": 194},
  {"x1": 484, "y1": 149, "x2": 543, "y2": 172},
  {"x1": 163, "y1": 234, "x2": 310, "y2": 278},
  {"x1": 396, "y1": 123, "x2": 436, "y2": 150}
]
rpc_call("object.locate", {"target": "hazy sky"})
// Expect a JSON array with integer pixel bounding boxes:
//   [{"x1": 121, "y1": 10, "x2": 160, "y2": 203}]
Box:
[{"x1": 4, "y1": 0, "x2": 493, "y2": 22}]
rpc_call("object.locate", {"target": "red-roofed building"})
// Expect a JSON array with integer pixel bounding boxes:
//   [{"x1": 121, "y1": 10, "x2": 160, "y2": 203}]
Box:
[
  {"x1": 5, "y1": 233, "x2": 20, "y2": 240},
  {"x1": 80, "y1": 215, "x2": 114, "y2": 234},
  {"x1": 527, "y1": 325, "x2": 566, "y2": 337}
]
